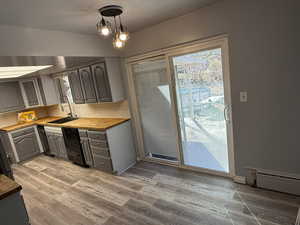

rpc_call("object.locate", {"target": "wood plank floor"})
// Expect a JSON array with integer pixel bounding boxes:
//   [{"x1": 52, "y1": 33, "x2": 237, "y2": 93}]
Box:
[{"x1": 12, "y1": 155, "x2": 300, "y2": 225}]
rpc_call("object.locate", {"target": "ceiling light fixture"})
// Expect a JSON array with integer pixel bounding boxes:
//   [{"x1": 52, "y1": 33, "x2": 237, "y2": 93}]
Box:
[{"x1": 96, "y1": 5, "x2": 129, "y2": 49}]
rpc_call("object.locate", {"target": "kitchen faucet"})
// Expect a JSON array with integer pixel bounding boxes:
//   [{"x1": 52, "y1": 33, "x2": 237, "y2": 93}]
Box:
[{"x1": 66, "y1": 96, "x2": 77, "y2": 118}]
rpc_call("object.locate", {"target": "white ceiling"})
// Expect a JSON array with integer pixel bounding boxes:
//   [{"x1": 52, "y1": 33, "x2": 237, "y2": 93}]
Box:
[{"x1": 0, "y1": 0, "x2": 220, "y2": 34}]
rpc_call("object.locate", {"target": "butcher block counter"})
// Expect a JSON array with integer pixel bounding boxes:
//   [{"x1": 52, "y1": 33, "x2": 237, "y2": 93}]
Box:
[
  {"x1": 0, "y1": 175, "x2": 22, "y2": 200},
  {"x1": 0, "y1": 117, "x2": 130, "y2": 132}
]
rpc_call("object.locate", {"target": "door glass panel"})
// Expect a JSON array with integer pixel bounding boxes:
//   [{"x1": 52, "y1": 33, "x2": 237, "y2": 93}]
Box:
[
  {"x1": 173, "y1": 48, "x2": 229, "y2": 172},
  {"x1": 132, "y1": 59, "x2": 178, "y2": 161}
]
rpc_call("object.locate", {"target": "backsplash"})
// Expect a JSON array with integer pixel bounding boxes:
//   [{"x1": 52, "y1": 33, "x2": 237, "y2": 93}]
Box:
[
  {"x1": 47, "y1": 100, "x2": 131, "y2": 118},
  {"x1": 0, "y1": 107, "x2": 49, "y2": 128},
  {"x1": 0, "y1": 100, "x2": 130, "y2": 128}
]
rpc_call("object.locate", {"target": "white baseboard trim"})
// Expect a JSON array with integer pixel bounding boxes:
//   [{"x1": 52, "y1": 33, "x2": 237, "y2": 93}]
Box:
[
  {"x1": 234, "y1": 176, "x2": 246, "y2": 184},
  {"x1": 116, "y1": 161, "x2": 136, "y2": 175},
  {"x1": 295, "y1": 208, "x2": 300, "y2": 225}
]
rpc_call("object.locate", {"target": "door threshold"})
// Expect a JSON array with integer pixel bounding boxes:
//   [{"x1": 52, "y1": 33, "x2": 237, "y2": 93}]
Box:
[
  {"x1": 180, "y1": 164, "x2": 232, "y2": 178},
  {"x1": 141, "y1": 157, "x2": 233, "y2": 179},
  {"x1": 142, "y1": 157, "x2": 180, "y2": 167}
]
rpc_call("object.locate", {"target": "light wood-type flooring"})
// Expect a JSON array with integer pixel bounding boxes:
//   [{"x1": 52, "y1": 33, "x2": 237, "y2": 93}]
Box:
[{"x1": 13, "y1": 155, "x2": 300, "y2": 225}]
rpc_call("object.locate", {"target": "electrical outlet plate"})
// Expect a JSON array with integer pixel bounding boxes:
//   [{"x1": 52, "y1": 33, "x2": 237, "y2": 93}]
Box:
[{"x1": 240, "y1": 91, "x2": 247, "y2": 102}]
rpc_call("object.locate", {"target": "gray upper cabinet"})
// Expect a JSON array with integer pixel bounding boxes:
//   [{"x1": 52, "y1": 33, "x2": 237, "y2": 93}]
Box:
[
  {"x1": 37, "y1": 75, "x2": 59, "y2": 106},
  {"x1": 68, "y1": 70, "x2": 85, "y2": 104},
  {"x1": 21, "y1": 80, "x2": 39, "y2": 106},
  {"x1": 91, "y1": 63, "x2": 112, "y2": 102},
  {"x1": 55, "y1": 77, "x2": 67, "y2": 104},
  {"x1": 79, "y1": 67, "x2": 97, "y2": 103},
  {"x1": 102, "y1": 57, "x2": 125, "y2": 102},
  {"x1": 37, "y1": 77, "x2": 47, "y2": 105},
  {"x1": 19, "y1": 78, "x2": 45, "y2": 108},
  {"x1": 52, "y1": 57, "x2": 125, "y2": 105},
  {"x1": 0, "y1": 81, "x2": 25, "y2": 113}
]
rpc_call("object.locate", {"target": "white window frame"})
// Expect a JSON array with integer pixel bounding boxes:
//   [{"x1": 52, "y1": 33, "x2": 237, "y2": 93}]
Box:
[{"x1": 126, "y1": 34, "x2": 236, "y2": 178}]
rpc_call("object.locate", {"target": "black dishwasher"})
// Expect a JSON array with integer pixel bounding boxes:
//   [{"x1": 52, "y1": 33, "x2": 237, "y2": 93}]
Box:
[
  {"x1": 62, "y1": 128, "x2": 87, "y2": 167},
  {"x1": 37, "y1": 125, "x2": 52, "y2": 156}
]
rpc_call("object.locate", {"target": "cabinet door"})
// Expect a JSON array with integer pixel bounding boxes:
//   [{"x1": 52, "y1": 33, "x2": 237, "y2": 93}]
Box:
[
  {"x1": 79, "y1": 67, "x2": 97, "y2": 103},
  {"x1": 0, "y1": 82, "x2": 25, "y2": 113},
  {"x1": 81, "y1": 138, "x2": 93, "y2": 166},
  {"x1": 91, "y1": 63, "x2": 112, "y2": 102},
  {"x1": 57, "y1": 134, "x2": 68, "y2": 160},
  {"x1": 92, "y1": 154, "x2": 113, "y2": 173},
  {"x1": 46, "y1": 134, "x2": 58, "y2": 156},
  {"x1": 22, "y1": 80, "x2": 40, "y2": 106},
  {"x1": 14, "y1": 132, "x2": 40, "y2": 162},
  {"x1": 37, "y1": 77, "x2": 47, "y2": 105},
  {"x1": 55, "y1": 78, "x2": 67, "y2": 104},
  {"x1": 68, "y1": 70, "x2": 85, "y2": 104}
]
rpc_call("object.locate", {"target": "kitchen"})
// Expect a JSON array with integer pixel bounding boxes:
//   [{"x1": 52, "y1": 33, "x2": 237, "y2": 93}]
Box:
[
  {"x1": 0, "y1": 56, "x2": 137, "y2": 224},
  {"x1": 1, "y1": 1, "x2": 300, "y2": 225}
]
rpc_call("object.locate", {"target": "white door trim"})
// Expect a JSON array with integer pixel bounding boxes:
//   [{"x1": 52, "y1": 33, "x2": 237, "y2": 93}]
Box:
[{"x1": 126, "y1": 35, "x2": 236, "y2": 178}]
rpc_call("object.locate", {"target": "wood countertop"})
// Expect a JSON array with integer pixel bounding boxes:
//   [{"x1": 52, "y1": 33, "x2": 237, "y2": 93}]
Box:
[
  {"x1": 0, "y1": 175, "x2": 22, "y2": 200},
  {"x1": 0, "y1": 117, "x2": 130, "y2": 132}
]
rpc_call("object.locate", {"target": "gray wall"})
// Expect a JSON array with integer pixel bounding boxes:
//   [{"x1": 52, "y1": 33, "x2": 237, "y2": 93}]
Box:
[
  {"x1": 0, "y1": 24, "x2": 119, "y2": 56},
  {"x1": 125, "y1": 0, "x2": 300, "y2": 176}
]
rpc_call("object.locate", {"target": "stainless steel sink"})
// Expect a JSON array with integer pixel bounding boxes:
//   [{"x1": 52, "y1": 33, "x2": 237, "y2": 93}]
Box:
[{"x1": 48, "y1": 117, "x2": 78, "y2": 124}]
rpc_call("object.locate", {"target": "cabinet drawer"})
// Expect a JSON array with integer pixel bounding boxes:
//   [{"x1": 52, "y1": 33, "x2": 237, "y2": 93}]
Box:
[
  {"x1": 90, "y1": 145, "x2": 110, "y2": 158},
  {"x1": 23, "y1": 127, "x2": 35, "y2": 135},
  {"x1": 11, "y1": 130, "x2": 25, "y2": 138},
  {"x1": 89, "y1": 139, "x2": 108, "y2": 148},
  {"x1": 93, "y1": 155, "x2": 113, "y2": 173},
  {"x1": 11, "y1": 127, "x2": 35, "y2": 138},
  {"x1": 87, "y1": 130, "x2": 107, "y2": 141},
  {"x1": 78, "y1": 129, "x2": 88, "y2": 137}
]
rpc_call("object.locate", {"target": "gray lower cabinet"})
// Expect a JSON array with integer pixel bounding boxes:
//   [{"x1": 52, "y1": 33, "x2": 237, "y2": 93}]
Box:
[
  {"x1": 80, "y1": 137, "x2": 93, "y2": 166},
  {"x1": 46, "y1": 134, "x2": 58, "y2": 156},
  {"x1": 79, "y1": 67, "x2": 97, "y2": 103},
  {"x1": 79, "y1": 121, "x2": 136, "y2": 174},
  {"x1": 12, "y1": 127, "x2": 40, "y2": 162},
  {"x1": 0, "y1": 81, "x2": 25, "y2": 113},
  {"x1": 68, "y1": 70, "x2": 85, "y2": 104},
  {"x1": 92, "y1": 154, "x2": 113, "y2": 172},
  {"x1": 79, "y1": 129, "x2": 112, "y2": 172},
  {"x1": 45, "y1": 128, "x2": 68, "y2": 160},
  {"x1": 91, "y1": 63, "x2": 112, "y2": 102},
  {"x1": 57, "y1": 134, "x2": 68, "y2": 159}
]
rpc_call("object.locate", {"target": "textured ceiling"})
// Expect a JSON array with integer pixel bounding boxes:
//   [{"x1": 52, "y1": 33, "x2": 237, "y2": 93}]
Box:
[{"x1": 0, "y1": 0, "x2": 220, "y2": 34}]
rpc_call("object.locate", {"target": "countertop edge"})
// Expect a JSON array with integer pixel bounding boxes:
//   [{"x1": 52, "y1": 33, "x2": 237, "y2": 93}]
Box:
[
  {"x1": 0, "y1": 175, "x2": 22, "y2": 201},
  {"x1": 0, "y1": 117, "x2": 131, "y2": 132}
]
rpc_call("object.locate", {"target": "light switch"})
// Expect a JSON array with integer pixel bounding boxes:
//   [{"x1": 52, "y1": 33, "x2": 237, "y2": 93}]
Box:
[{"x1": 240, "y1": 91, "x2": 247, "y2": 102}]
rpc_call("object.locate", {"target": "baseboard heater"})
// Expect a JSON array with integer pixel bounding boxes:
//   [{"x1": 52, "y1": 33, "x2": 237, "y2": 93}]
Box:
[{"x1": 248, "y1": 168, "x2": 300, "y2": 196}]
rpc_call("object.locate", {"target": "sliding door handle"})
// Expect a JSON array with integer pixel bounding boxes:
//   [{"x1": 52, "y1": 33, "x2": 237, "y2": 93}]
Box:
[{"x1": 224, "y1": 105, "x2": 231, "y2": 123}]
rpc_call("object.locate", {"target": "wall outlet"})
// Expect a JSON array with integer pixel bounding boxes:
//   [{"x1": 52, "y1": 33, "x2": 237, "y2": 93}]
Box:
[{"x1": 240, "y1": 91, "x2": 247, "y2": 102}]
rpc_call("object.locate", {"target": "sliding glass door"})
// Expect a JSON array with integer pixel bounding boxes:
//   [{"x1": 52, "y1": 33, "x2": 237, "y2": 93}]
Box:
[
  {"x1": 171, "y1": 48, "x2": 230, "y2": 173},
  {"x1": 127, "y1": 36, "x2": 234, "y2": 176},
  {"x1": 130, "y1": 58, "x2": 179, "y2": 162}
]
